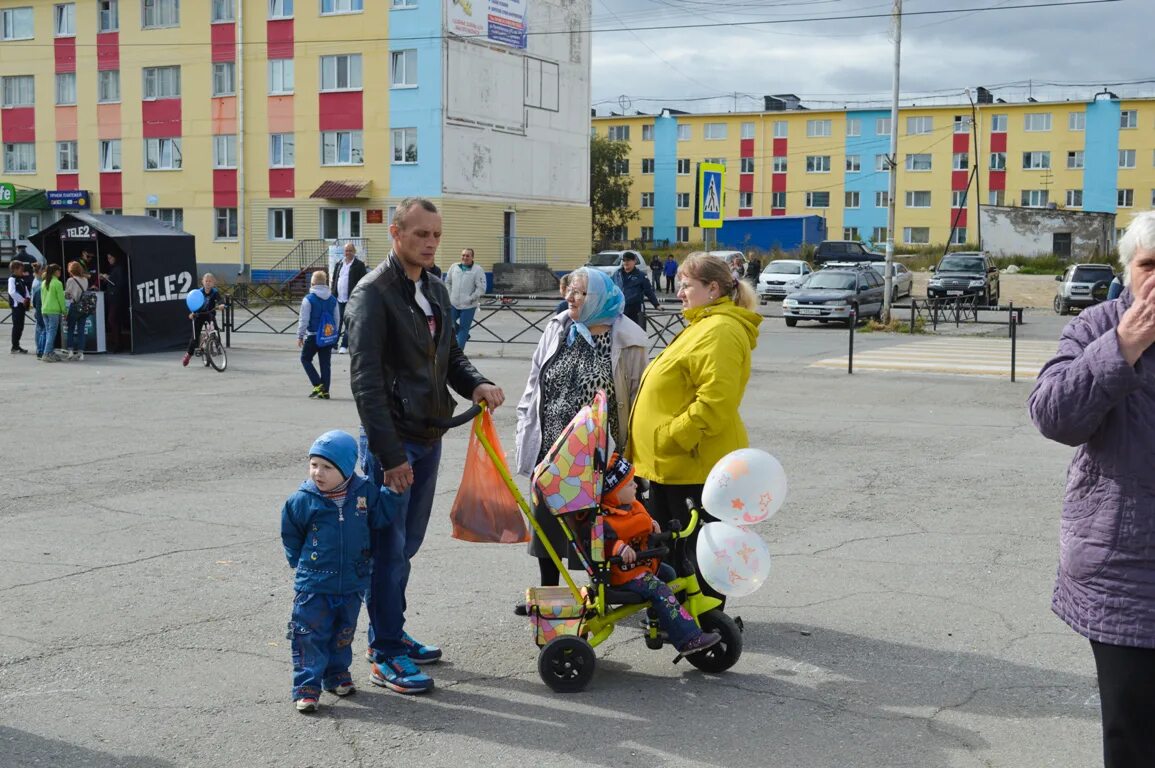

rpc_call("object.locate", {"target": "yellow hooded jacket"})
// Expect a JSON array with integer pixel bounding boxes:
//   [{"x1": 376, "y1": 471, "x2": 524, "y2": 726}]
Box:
[{"x1": 626, "y1": 297, "x2": 762, "y2": 484}]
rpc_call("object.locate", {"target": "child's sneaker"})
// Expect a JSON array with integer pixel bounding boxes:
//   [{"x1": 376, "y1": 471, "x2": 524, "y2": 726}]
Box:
[
  {"x1": 308, "y1": 385, "x2": 322, "y2": 399},
  {"x1": 317, "y1": 389, "x2": 330, "y2": 400},
  {"x1": 295, "y1": 697, "x2": 319, "y2": 713},
  {"x1": 326, "y1": 682, "x2": 356, "y2": 697},
  {"x1": 677, "y1": 631, "x2": 722, "y2": 657},
  {"x1": 369, "y1": 656, "x2": 433, "y2": 694},
  {"x1": 400, "y1": 632, "x2": 442, "y2": 664},
  {"x1": 181, "y1": 353, "x2": 190, "y2": 367}
]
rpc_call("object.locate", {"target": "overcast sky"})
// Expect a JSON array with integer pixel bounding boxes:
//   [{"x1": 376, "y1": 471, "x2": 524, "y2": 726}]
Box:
[{"x1": 588, "y1": 0, "x2": 1151, "y2": 116}]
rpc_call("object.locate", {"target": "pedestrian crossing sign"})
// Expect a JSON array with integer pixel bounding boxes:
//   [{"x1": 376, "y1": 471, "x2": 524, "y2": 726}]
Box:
[{"x1": 696, "y1": 163, "x2": 724, "y2": 229}]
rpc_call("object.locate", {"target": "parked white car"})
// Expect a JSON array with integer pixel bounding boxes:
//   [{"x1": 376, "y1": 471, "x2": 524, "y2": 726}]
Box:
[
  {"x1": 869, "y1": 261, "x2": 913, "y2": 301},
  {"x1": 586, "y1": 250, "x2": 650, "y2": 282},
  {"x1": 757, "y1": 260, "x2": 813, "y2": 303}
]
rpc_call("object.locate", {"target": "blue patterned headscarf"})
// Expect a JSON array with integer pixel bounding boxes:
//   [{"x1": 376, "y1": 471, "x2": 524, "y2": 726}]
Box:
[{"x1": 566, "y1": 268, "x2": 625, "y2": 346}]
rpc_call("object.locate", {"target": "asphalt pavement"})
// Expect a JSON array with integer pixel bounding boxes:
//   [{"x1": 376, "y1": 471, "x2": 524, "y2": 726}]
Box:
[{"x1": 0, "y1": 310, "x2": 1098, "y2": 768}]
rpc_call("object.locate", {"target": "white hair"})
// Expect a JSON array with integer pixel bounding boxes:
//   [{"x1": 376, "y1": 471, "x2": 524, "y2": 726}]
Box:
[{"x1": 1118, "y1": 210, "x2": 1155, "y2": 285}]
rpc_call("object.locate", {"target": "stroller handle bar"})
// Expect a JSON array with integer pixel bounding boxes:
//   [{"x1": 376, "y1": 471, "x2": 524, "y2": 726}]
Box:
[
  {"x1": 607, "y1": 546, "x2": 669, "y2": 566},
  {"x1": 426, "y1": 403, "x2": 485, "y2": 430}
]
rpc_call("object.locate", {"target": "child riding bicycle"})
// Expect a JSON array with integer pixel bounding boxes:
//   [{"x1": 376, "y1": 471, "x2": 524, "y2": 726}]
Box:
[{"x1": 182, "y1": 273, "x2": 222, "y2": 367}]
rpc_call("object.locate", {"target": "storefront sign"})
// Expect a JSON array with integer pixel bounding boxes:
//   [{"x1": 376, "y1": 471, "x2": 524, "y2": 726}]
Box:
[
  {"x1": 47, "y1": 190, "x2": 91, "y2": 209},
  {"x1": 0, "y1": 182, "x2": 15, "y2": 207},
  {"x1": 366, "y1": 209, "x2": 384, "y2": 224}
]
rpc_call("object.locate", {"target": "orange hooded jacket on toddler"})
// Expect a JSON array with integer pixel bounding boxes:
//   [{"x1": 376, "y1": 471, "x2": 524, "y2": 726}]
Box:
[{"x1": 600, "y1": 454, "x2": 660, "y2": 586}]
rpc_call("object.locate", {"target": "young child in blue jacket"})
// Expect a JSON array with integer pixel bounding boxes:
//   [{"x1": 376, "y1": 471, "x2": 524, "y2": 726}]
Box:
[{"x1": 281, "y1": 430, "x2": 393, "y2": 713}]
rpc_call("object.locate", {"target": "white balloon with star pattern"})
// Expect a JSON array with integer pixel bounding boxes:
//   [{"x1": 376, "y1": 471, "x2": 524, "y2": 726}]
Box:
[
  {"x1": 701, "y1": 448, "x2": 787, "y2": 527},
  {"x1": 695, "y1": 521, "x2": 772, "y2": 598}
]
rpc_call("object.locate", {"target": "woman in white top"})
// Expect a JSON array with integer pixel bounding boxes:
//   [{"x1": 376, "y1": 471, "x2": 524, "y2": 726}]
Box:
[{"x1": 64, "y1": 260, "x2": 89, "y2": 360}]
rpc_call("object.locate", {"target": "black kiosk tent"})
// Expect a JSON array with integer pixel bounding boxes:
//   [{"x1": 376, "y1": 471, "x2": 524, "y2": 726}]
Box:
[{"x1": 30, "y1": 213, "x2": 197, "y2": 354}]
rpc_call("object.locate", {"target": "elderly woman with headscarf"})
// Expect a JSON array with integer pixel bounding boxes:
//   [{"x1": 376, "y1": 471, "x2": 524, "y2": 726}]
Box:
[
  {"x1": 515, "y1": 267, "x2": 649, "y2": 586},
  {"x1": 1029, "y1": 209, "x2": 1155, "y2": 767}
]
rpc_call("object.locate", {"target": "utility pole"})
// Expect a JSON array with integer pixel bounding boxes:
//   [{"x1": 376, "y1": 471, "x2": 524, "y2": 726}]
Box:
[
  {"x1": 882, "y1": 0, "x2": 902, "y2": 322},
  {"x1": 967, "y1": 88, "x2": 982, "y2": 250}
]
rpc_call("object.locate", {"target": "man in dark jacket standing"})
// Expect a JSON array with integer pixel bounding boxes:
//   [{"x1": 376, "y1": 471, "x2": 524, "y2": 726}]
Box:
[
  {"x1": 331, "y1": 242, "x2": 367, "y2": 354},
  {"x1": 105, "y1": 251, "x2": 129, "y2": 353},
  {"x1": 347, "y1": 197, "x2": 504, "y2": 695},
  {"x1": 613, "y1": 252, "x2": 660, "y2": 329}
]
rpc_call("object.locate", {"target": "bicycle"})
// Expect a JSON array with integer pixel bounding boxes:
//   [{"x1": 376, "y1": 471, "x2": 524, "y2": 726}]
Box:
[{"x1": 191, "y1": 312, "x2": 227, "y2": 372}]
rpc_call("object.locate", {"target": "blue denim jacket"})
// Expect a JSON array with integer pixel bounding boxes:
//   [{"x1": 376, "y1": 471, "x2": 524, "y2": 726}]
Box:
[{"x1": 281, "y1": 474, "x2": 393, "y2": 595}]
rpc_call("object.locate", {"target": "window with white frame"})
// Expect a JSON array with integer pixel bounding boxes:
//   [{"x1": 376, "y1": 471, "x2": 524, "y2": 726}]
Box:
[
  {"x1": 906, "y1": 116, "x2": 932, "y2": 135},
  {"x1": 1022, "y1": 151, "x2": 1051, "y2": 170},
  {"x1": 269, "y1": 208, "x2": 294, "y2": 240},
  {"x1": 99, "y1": 139, "x2": 121, "y2": 170},
  {"x1": 213, "y1": 135, "x2": 237, "y2": 168},
  {"x1": 640, "y1": 226, "x2": 653, "y2": 241},
  {"x1": 390, "y1": 50, "x2": 417, "y2": 88},
  {"x1": 805, "y1": 155, "x2": 830, "y2": 173},
  {"x1": 905, "y1": 153, "x2": 932, "y2": 171},
  {"x1": 641, "y1": 158, "x2": 654, "y2": 174},
  {"x1": 704, "y1": 156, "x2": 726, "y2": 168},
  {"x1": 147, "y1": 208, "x2": 183, "y2": 229},
  {"x1": 950, "y1": 228, "x2": 968, "y2": 245},
  {"x1": 142, "y1": 0, "x2": 179, "y2": 28},
  {"x1": 806, "y1": 119, "x2": 831, "y2": 138},
  {"x1": 1, "y1": 76, "x2": 34, "y2": 107},
  {"x1": 875, "y1": 191, "x2": 889, "y2": 208},
  {"x1": 1024, "y1": 113, "x2": 1051, "y2": 132},
  {"x1": 875, "y1": 117, "x2": 891, "y2": 135},
  {"x1": 875, "y1": 154, "x2": 890, "y2": 172},
  {"x1": 677, "y1": 124, "x2": 691, "y2": 141},
  {"x1": 871, "y1": 227, "x2": 888, "y2": 243},
  {"x1": 905, "y1": 191, "x2": 931, "y2": 208},
  {"x1": 771, "y1": 192, "x2": 785, "y2": 208},
  {"x1": 846, "y1": 118, "x2": 861, "y2": 137},
  {"x1": 98, "y1": 70, "x2": 120, "y2": 102},
  {"x1": 844, "y1": 191, "x2": 860, "y2": 209},
  {"x1": 988, "y1": 190, "x2": 1005, "y2": 206},
  {"x1": 704, "y1": 123, "x2": 727, "y2": 140},
  {"x1": 1021, "y1": 189, "x2": 1049, "y2": 207},
  {"x1": 990, "y1": 113, "x2": 1007, "y2": 132},
  {"x1": 740, "y1": 157, "x2": 754, "y2": 174},
  {"x1": 269, "y1": 0, "x2": 293, "y2": 17},
  {"x1": 642, "y1": 124, "x2": 654, "y2": 141},
  {"x1": 951, "y1": 190, "x2": 968, "y2": 208},
  {"x1": 322, "y1": 0, "x2": 363, "y2": 12},
  {"x1": 270, "y1": 133, "x2": 294, "y2": 166},
  {"x1": 953, "y1": 115, "x2": 970, "y2": 133},
  {"x1": 903, "y1": 227, "x2": 929, "y2": 244},
  {"x1": 845, "y1": 154, "x2": 860, "y2": 172},
  {"x1": 990, "y1": 152, "x2": 1006, "y2": 170},
  {"x1": 54, "y1": 3, "x2": 75, "y2": 35},
  {"x1": 612, "y1": 158, "x2": 629, "y2": 175},
  {"x1": 640, "y1": 192, "x2": 654, "y2": 208},
  {"x1": 3, "y1": 142, "x2": 35, "y2": 173},
  {"x1": 211, "y1": 0, "x2": 235, "y2": 22},
  {"x1": 676, "y1": 158, "x2": 690, "y2": 174},
  {"x1": 102, "y1": 208, "x2": 122, "y2": 215},
  {"x1": 320, "y1": 54, "x2": 362, "y2": 91},
  {"x1": 1121, "y1": 110, "x2": 1137, "y2": 129},
  {"x1": 1118, "y1": 188, "x2": 1134, "y2": 208},
  {"x1": 952, "y1": 152, "x2": 968, "y2": 170},
  {"x1": 1068, "y1": 111, "x2": 1085, "y2": 131},
  {"x1": 268, "y1": 59, "x2": 293, "y2": 94},
  {"x1": 844, "y1": 227, "x2": 859, "y2": 241},
  {"x1": 55, "y1": 73, "x2": 76, "y2": 105},
  {"x1": 56, "y1": 140, "x2": 77, "y2": 172},
  {"x1": 212, "y1": 62, "x2": 235, "y2": 96},
  {"x1": 675, "y1": 226, "x2": 688, "y2": 243},
  {"x1": 676, "y1": 193, "x2": 690, "y2": 209},
  {"x1": 2, "y1": 7, "x2": 33, "y2": 39},
  {"x1": 741, "y1": 122, "x2": 754, "y2": 139},
  {"x1": 772, "y1": 120, "x2": 787, "y2": 138},
  {"x1": 1067, "y1": 150, "x2": 1084, "y2": 169},
  {"x1": 143, "y1": 66, "x2": 180, "y2": 99},
  {"x1": 98, "y1": 1, "x2": 119, "y2": 31},
  {"x1": 772, "y1": 156, "x2": 787, "y2": 173},
  {"x1": 739, "y1": 191, "x2": 753, "y2": 209},
  {"x1": 323, "y1": 130, "x2": 364, "y2": 165},
  {"x1": 1120, "y1": 149, "x2": 1136, "y2": 169},
  {"x1": 144, "y1": 137, "x2": 182, "y2": 170},
  {"x1": 805, "y1": 191, "x2": 830, "y2": 208},
  {"x1": 215, "y1": 207, "x2": 238, "y2": 239},
  {"x1": 607, "y1": 125, "x2": 629, "y2": 141},
  {"x1": 1066, "y1": 189, "x2": 1083, "y2": 207}
]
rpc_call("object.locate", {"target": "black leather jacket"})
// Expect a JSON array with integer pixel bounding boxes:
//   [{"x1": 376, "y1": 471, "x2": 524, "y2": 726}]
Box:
[{"x1": 347, "y1": 254, "x2": 490, "y2": 469}]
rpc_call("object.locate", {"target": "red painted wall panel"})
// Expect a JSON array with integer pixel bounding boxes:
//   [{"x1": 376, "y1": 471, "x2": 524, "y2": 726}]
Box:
[
  {"x1": 738, "y1": 209, "x2": 752, "y2": 218},
  {"x1": 952, "y1": 170, "x2": 969, "y2": 190},
  {"x1": 771, "y1": 208, "x2": 786, "y2": 217},
  {"x1": 269, "y1": 168, "x2": 294, "y2": 198},
  {"x1": 96, "y1": 32, "x2": 119, "y2": 70},
  {"x1": 99, "y1": 172, "x2": 123, "y2": 209},
  {"x1": 988, "y1": 170, "x2": 1006, "y2": 192},
  {"x1": 950, "y1": 209, "x2": 968, "y2": 228},
  {"x1": 211, "y1": 23, "x2": 236, "y2": 62},
  {"x1": 54, "y1": 38, "x2": 76, "y2": 73},
  {"x1": 1, "y1": 107, "x2": 35, "y2": 143},
  {"x1": 55, "y1": 174, "x2": 80, "y2": 190},
  {"x1": 318, "y1": 92, "x2": 363, "y2": 131},
  {"x1": 953, "y1": 133, "x2": 970, "y2": 153},
  {"x1": 214, "y1": 170, "x2": 238, "y2": 207},
  {"x1": 771, "y1": 173, "x2": 786, "y2": 193},
  {"x1": 740, "y1": 138, "x2": 754, "y2": 158},
  {"x1": 990, "y1": 132, "x2": 1007, "y2": 152},
  {"x1": 772, "y1": 138, "x2": 787, "y2": 157},
  {"x1": 267, "y1": 20, "x2": 294, "y2": 59},
  {"x1": 739, "y1": 173, "x2": 754, "y2": 193},
  {"x1": 142, "y1": 99, "x2": 182, "y2": 138}
]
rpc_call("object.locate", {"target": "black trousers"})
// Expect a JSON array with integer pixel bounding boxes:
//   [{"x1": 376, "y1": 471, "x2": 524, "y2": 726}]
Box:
[
  {"x1": 645, "y1": 480, "x2": 725, "y2": 607},
  {"x1": 624, "y1": 304, "x2": 647, "y2": 331},
  {"x1": 10, "y1": 303, "x2": 26, "y2": 350},
  {"x1": 337, "y1": 300, "x2": 349, "y2": 348},
  {"x1": 1091, "y1": 640, "x2": 1155, "y2": 768},
  {"x1": 665, "y1": 274, "x2": 675, "y2": 293}
]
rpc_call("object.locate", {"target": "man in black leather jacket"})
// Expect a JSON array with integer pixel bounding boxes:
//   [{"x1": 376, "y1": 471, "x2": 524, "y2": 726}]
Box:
[{"x1": 347, "y1": 197, "x2": 504, "y2": 695}]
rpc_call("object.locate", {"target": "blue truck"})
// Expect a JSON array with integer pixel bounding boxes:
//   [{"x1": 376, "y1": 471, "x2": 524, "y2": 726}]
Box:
[{"x1": 715, "y1": 215, "x2": 827, "y2": 254}]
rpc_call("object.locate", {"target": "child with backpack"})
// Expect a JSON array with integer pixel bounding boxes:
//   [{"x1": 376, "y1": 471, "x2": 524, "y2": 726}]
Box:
[
  {"x1": 281, "y1": 430, "x2": 394, "y2": 712},
  {"x1": 298, "y1": 270, "x2": 340, "y2": 399}
]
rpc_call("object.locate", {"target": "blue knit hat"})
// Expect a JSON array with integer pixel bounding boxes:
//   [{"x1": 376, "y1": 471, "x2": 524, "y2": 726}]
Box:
[{"x1": 309, "y1": 430, "x2": 358, "y2": 479}]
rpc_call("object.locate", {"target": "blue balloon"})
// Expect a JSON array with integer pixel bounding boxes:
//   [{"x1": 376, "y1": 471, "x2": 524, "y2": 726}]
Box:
[{"x1": 186, "y1": 288, "x2": 205, "y2": 312}]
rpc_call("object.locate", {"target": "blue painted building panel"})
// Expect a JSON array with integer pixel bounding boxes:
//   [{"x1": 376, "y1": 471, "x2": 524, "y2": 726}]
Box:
[
  {"x1": 1084, "y1": 99, "x2": 1120, "y2": 214},
  {"x1": 653, "y1": 115, "x2": 677, "y2": 243},
  {"x1": 389, "y1": 4, "x2": 443, "y2": 198},
  {"x1": 843, "y1": 109, "x2": 891, "y2": 239}
]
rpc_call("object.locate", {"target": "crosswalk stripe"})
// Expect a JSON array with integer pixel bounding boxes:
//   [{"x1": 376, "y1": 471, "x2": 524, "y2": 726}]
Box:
[{"x1": 811, "y1": 338, "x2": 1057, "y2": 378}]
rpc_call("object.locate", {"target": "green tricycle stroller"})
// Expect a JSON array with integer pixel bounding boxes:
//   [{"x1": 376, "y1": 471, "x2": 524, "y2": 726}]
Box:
[{"x1": 438, "y1": 390, "x2": 747, "y2": 693}]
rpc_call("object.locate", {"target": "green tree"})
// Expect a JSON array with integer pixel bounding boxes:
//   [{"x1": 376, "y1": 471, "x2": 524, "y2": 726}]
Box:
[{"x1": 590, "y1": 134, "x2": 638, "y2": 247}]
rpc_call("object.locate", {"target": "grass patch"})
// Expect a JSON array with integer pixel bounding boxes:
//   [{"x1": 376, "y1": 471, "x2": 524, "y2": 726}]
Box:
[{"x1": 859, "y1": 316, "x2": 927, "y2": 334}]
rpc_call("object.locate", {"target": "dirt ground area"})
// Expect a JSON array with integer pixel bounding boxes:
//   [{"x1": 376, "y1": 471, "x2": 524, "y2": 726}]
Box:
[{"x1": 911, "y1": 271, "x2": 1059, "y2": 309}]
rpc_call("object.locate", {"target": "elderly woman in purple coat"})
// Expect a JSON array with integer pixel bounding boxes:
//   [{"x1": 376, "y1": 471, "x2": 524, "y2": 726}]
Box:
[{"x1": 1029, "y1": 209, "x2": 1155, "y2": 768}]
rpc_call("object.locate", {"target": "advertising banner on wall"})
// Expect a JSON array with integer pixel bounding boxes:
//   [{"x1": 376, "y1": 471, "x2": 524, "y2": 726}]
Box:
[{"x1": 447, "y1": 0, "x2": 527, "y2": 49}]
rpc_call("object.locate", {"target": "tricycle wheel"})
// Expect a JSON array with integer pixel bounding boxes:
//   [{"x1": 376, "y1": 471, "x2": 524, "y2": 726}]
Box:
[
  {"x1": 538, "y1": 636, "x2": 595, "y2": 693},
  {"x1": 686, "y1": 610, "x2": 743, "y2": 674}
]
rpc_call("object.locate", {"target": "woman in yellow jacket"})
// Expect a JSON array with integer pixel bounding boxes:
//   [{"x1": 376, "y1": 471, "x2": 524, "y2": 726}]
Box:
[{"x1": 627, "y1": 252, "x2": 762, "y2": 603}]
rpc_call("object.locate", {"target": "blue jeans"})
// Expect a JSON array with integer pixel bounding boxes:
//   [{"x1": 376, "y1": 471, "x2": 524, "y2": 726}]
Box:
[
  {"x1": 40, "y1": 314, "x2": 61, "y2": 357},
  {"x1": 618, "y1": 570, "x2": 701, "y2": 650},
  {"x1": 359, "y1": 430, "x2": 443, "y2": 661},
  {"x1": 300, "y1": 336, "x2": 332, "y2": 391},
  {"x1": 66, "y1": 305, "x2": 87, "y2": 352},
  {"x1": 288, "y1": 591, "x2": 362, "y2": 700},
  {"x1": 451, "y1": 306, "x2": 476, "y2": 350},
  {"x1": 34, "y1": 310, "x2": 45, "y2": 356}
]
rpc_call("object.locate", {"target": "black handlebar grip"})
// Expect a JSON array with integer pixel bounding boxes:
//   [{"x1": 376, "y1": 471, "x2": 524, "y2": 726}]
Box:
[{"x1": 426, "y1": 404, "x2": 483, "y2": 430}]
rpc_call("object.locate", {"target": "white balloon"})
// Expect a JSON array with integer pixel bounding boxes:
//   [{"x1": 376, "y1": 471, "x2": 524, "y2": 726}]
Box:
[
  {"x1": 695, "y1": 522, "x2": 772, "y2": 598},
  {"x1": 701, "y1": 448, "x2": 788, "y2": 526}
]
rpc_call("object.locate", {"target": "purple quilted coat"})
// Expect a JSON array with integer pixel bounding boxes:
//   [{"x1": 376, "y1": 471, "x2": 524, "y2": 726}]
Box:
[{"x1": 1029, "y1": 290, "x2": 1155, "y2": 649}]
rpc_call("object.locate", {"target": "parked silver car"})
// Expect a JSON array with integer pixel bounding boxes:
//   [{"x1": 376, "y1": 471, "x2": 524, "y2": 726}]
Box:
[
  {"x1": 757, "y1": 259, "x2": 813, "y2": 303},
  {"x1": 1053, "y1": 263, "x2": 1115, "y2": 315},
  {"x1": 870, "y1": 261, "x2": 913, "y2": 301}
]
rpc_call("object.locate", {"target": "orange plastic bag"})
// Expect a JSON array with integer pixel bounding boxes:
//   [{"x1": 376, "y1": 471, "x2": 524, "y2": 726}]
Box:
[{"x1": 450, "y1": 411, "x2": 529, "y2": 544}]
